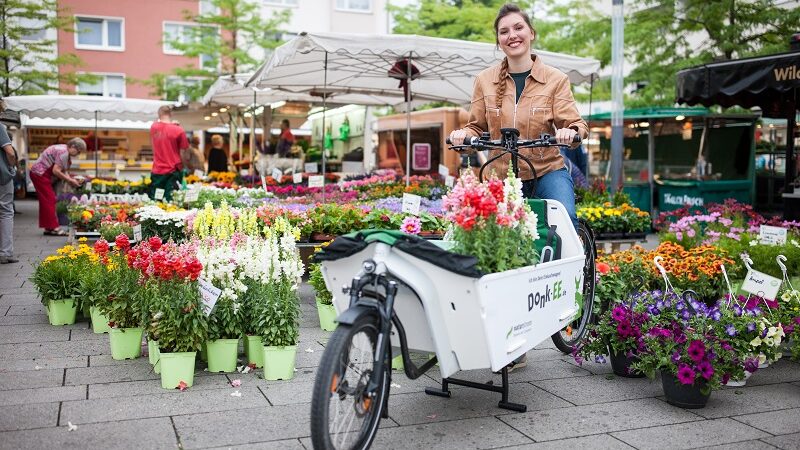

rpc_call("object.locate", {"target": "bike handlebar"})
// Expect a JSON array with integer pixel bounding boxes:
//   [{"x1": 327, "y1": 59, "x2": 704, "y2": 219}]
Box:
[{"x1": 446, "y1": 133, "x2": 581, "y2": 147}]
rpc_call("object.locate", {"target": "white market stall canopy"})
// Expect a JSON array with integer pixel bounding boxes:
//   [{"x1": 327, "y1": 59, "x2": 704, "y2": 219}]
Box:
[
  {"x1": 4, "y1": 95, "x2": 173, "y2": 126},
  {"x1": 246, "y1": 32, "x2": 601, "y2": 105}
]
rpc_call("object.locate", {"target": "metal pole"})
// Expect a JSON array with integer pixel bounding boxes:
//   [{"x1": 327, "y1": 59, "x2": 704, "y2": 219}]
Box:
[
  {"x1": 648, "y1": 119, "x2": 655, "y2": 216},
  {"x1": 250, "y1": 90, "x2": 256, "y2": 177},
  {"x1": 321, "y1": 52, "x2": 328, "y2": 202},
  {"x1": 94, "y1": 110, "x2": 99, "y2": 177},
  {"x1": 405, "y1": 52, "x2": 412, "y2": 186},
  {"x1": 610, "y1": 0, "x2": 624, "y2": 193},
  {"x1": 785, "y1": 103, "x2": 797, "y2": 194}
]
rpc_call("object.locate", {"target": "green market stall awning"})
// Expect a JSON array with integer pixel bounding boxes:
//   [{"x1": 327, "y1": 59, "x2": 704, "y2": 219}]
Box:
[{"x1": 585, "y1": 107, "x2": 709, "y2": 121}]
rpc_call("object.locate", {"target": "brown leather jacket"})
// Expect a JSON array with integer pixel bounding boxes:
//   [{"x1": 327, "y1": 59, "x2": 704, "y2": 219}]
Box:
[{"x1": 464, "y1": 54, "x2": 588, "y2": 181}]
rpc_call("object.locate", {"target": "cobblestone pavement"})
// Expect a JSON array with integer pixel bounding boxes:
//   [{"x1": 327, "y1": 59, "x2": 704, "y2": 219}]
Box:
[{"x1": 1, "y1": 199, "x2": 799, "y2": 449}]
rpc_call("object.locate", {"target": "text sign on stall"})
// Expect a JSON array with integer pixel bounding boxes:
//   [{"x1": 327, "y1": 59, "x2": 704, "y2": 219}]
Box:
[
  {"x1": 198, "y1": 278, "x2": 222, "y2": 316},
  {"x1": 438, "y1": 164, "x2": 449, "y2": 178},
  {"x1": 193, "y1": 170, "x2": 205, "y2": 178},
  {"x1": 308, "y1": 175, "x2": 324, "y2": 188},
  {"x1": 412, "y1": 143, "x2": 431, "y2": 171},
  {"x1": 271, "y1": 168, "x2": 283, "y2": 181},
  {"x1": 304, "y1": 162, "x2": 319, "y2": 173},
  {"x1": 740, "y1": 269, "x2": 782, "y2": 301},
  {"x1": 132, "y1": 224, "x2": 142, "y2": 242},
  {"x1": 402, "y1": 193, "x2": 421, "y2": 216},
  {"x1": 293, "y1": 172, "x2": 304, "y2": 184},
  {"x1": 184, "y1": 189, "x2": 199, "y2": 203},
  {"x1": 759, "y1": 225, "x2": 787, "y2": 245},
  {"x1": 445, "y1": 175, "x2": 455, "y2": 188},
  {"x1": 154, "y1": 188, "x2": 165, "y2": 201}
]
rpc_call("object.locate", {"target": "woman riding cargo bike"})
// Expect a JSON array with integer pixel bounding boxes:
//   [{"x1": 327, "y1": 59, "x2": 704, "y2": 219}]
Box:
[{"x1": 309, "y1": 4, "x2": 596, "y2": 449}]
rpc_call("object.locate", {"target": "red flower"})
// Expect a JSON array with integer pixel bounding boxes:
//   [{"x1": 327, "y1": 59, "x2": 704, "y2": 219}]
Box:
[
  {"x1": 597, "y1": 262, "x2": 611, "y2": 275},
  {"x1": 94, "y1": 239, "x2": 110, "y2": 257},
  {"x1": 148, "y1": 236, "x2": 162, "y2": 252},
  {"x1": 115, "y1": 234, "x2": 131, "y2": 252}
]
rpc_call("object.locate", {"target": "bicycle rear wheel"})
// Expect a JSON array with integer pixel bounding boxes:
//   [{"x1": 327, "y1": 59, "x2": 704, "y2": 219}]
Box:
[
  {"x1": 551, "y1": 220, "x2": 596, "y2": 353},
  {"x1": 310, "y1": 314, "x2": 389, "y2": 450}
]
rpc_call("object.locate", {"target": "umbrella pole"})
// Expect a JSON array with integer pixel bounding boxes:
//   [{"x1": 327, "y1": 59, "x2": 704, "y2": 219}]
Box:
[
  {"x1": 785, "y1": 103, "x2": 797, "y2": 194},
  {"x1": 321, "y1": 52, "x2": 328, "y2": 202},
  {"x1": 250, "y1": 90, "x2": 256, "y2": 178},
  {"x1": 94, "y1": 110, "x2": 98, "y2": 178},
  {"x1": 405, "y1": 52, "x2": 412, "y2": 186}
]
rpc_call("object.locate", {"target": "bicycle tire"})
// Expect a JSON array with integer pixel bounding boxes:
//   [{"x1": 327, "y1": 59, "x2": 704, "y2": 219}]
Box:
[
  {"x1": 551, "y1": 221, "x2": 597, "y2": 353},
  {"x1": 310, "y1": 315, "x2": 389, "y2": 450}
]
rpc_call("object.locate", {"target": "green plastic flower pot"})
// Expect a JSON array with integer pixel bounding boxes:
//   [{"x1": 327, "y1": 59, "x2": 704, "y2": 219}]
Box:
[
  {"x1": 316, "y1": 301, "x2": 338, "y2": 332},
  {"x1": 199, "y1": 342, "x2": 208, "y2": 362},
  {"x1": 391, "y1": 354, "x2": 404, "y2": 371},
  {"x1": 46, "y1": 299, "x2": 77, "y2": 326},
  {"x1": 245, "y1": 335, "x2": 264, "y2": 368},
  {"x1": 81, "y1": 303, "x2": 91, "y2": 320},
  {"x1": 263, "y1": 345, "x2": 296, "y2": 380},
  {"x1": 159, "y1": 351, "x2": 196, "y2": 389},
  {"x1": 109, "y1": 327, "x2": 143, "y2": 360},
  {"x1": 90, "y1": 306, "x2": 111, "y2": 334},
  {"x1": 206, "y1": 339, "x2": 240, "y2": 373},
  {"x1": 148, "y1": 340, "x2": 159, "y2": 365}
]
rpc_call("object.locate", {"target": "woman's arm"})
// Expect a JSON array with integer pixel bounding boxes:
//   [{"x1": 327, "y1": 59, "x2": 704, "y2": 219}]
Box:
[
  {"x1": 463, "y1": 79, "x2": 488, "y2": 138},
  {"x1": 52, "y1": 164, "x2": 80, "y2": 187},
  {"x1": 553, "y1": 75, "x2": 588, "y2": 146}
]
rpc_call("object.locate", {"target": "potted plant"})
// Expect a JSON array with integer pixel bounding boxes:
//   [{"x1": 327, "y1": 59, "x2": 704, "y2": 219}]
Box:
[
  {"x1": 257, "y1": 279, "x2": 300, "y2": 380},
  {"x1": 309, "y1": 243, "x2": 336, "y2": 332},
  {"x1": 240, "y1": 279, "x2": 270, "y2": 368},
  {"x1": 144, "y1": 279, "x2": 207, "y2": 389},
  {"x1": 81, "y1": 239, "x2": 114, "y2": 333},
  {"x1": 31, "y1": 246, "x2": 85, "y2": 326},
  {"x1": 205, "y1": 297, "x2": 243, "y2": 373}
]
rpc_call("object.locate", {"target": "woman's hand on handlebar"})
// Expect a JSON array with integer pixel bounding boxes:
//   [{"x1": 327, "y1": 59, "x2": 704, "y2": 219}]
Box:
[
  {"x1": 555, "y1": 128, "x2": 579, "y2": 146},
  {"x1": 448, "y1": 129, "x2": 470, "y2": 146}
]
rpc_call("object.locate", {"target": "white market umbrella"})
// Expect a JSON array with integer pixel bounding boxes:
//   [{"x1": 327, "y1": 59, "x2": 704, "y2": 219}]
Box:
[
  {"x1": 247, "y1": 32, "x2": 601, "y2": 184},
  {"x1": 4, "y1": 95, "x2": 172, "y2": 175}
]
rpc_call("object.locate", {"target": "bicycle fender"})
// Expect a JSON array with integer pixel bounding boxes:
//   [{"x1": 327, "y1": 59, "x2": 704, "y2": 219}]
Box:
[{"x1": 335, "y1": 305, "x2": 379, "y2": 326}]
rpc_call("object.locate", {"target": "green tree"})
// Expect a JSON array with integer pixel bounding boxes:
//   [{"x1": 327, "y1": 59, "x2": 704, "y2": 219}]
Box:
[
  {"x1": 150, "y1": 0, "x2": 289, "y2": 101},
  {"x1": 0, "y1": 0, "x2": 94, "y2": 96}
]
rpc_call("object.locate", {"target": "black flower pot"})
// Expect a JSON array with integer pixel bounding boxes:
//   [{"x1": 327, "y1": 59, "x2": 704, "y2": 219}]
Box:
[
  {"x1": 596, "y1": 232, "x2": 624, "y2": 240},
  {"x1": 660, "y1": 370, "x2": 710, "y2": 409},
  {"x1": 609, "y1": 349, "x2": 645, "y2": 378}
]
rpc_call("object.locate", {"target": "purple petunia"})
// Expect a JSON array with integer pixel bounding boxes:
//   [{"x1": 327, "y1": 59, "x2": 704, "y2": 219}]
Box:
[
  {"x1": 616, "y1": 320, "x2": 634, "y2": 338},
  {"x1": 746, "y1": 322, "x2": 757, "y2": 332},
  {"x1": 687, "y1": 340, "x2": 706, "y2": 363},
  {"x1": 595, "y1": 355, "x2": 607, "y2": 364},
  {"x1": 725, "y1": 324, "x2": 737, "y2": 336},
  {"x1": 733, "y1": 304, "x2": 743, "y2": 317},
  {"x1": 611, "y1": 306, "x2": 627, "y2": 322},
  {"x1": 744, "y1": 357, "x2": 759, "y2": 373},
  {"x1": 697, "y1": 360, "x2": 714, "y2": 380},
  {"x1": 671, "y1": 351, "x2": 681, "y2": 363},
  {"x1": 676, "y1": 364, "x2": 696, "y2": 385}
]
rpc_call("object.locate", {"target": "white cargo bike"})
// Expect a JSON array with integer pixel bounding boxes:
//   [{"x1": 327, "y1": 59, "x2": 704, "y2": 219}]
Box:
[{"x1": 310, "y1": 129, "x2": 597, "y2": 449}]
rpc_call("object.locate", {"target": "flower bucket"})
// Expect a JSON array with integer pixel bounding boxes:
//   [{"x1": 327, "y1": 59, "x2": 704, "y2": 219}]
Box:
[
  {"x1": 263, "y1": 345, "x2": 297, "y2": 380},
  {"x1": 148, "y1": 340, "x2": 161, "y2": 373},
  {"x1": 660, "y1": 370, "x2": 710, "y2": 409},
  {"x1": 725, "y1": 370, "x2": 752, "y2": 387},
  {"x1": 391, "y1": 354, "x2": 404, "y2": 371},
  {"x1": 199, "y1": 342, "x2": 208, "y2": 362},
  {"x1": 90, "y1": 306, "x2": 111, "y2": 334},
  {"x1": 609, "y1": 349, "x2": 645, "y2": 378},
  {"x1": 206, "y1": 339, "x2": 240, "y2": 373},
  {"x1": 109, "y1": 327, "x2": 143, "y2": 360},
  {"x1": 159, "y1": 351, "x2": 196, "y2": 389},
  {"x1": 46, "y1": 299, "x2": 77, "y2": 326},
  {"x1": 245, "y1": 335, "x2": 264, "y2": 368},
  {"x1": 316, "y1": 301, "x2": 337, "y2": 332},
  {"x1": 81, "y1": 303, "x2": 91, "y2": 320}
]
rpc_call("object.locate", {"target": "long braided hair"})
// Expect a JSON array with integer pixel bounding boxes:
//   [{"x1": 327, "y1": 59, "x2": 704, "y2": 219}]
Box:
[{"x1": 493, "y1": 4, "x2": 536, "y2": 109}]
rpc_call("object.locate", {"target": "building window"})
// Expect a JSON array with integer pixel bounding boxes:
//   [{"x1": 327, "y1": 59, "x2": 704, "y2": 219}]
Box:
[
  {"x1": 163, "y1": 22, "x2": 216, "y2": 69},
  {"x1": 199, "y1": 0, "x2": 220, "y2": 14},
  {"x1": 77, "y1": 74, "x2": 125, "y2": 98},
  {"x1": 263, "y1": 0, "x2": 298, "y2": 6},
  {"x1": 19, "y1": 17, "x2": 46, "y2": 41},
  {"x1": 336, "y1": 0, "x2": 371, "y2": 12},
  {"x1": 75, "y1": 16, "x2": 123, "y2": 51}
]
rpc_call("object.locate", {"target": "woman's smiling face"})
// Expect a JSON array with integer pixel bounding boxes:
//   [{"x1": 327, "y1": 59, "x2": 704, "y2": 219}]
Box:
[{"x1": 496, "y1": 13, "x2": 534, "y2": 58}]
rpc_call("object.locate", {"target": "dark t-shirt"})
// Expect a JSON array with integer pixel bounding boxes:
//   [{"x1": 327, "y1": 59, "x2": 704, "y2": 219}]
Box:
[{"x1": 510, "y1": 70, "x2": 530, "y2": 104}]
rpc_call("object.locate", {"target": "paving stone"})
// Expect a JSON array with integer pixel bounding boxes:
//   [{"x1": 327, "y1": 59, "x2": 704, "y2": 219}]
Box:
[
  {"x1": 427, "y1": 359, "x2": 592, "y2": 384},
  {"x1": 299, "y1": 416, "x2": 532, "y2": 450},
  {"x1": 563, "y1": 355, "x2": 615, "y2": 375},
  {"x1": 533, "y1": 373, "x2": 663, "y2": 405},
  {"x1": 1, "y1": 356, "x2": 87, "y2": 371},
  {"x1": 502, "y1": 434, "x2": 635, "y2": 450},
  {"x1": 295, "y1": 342, "x2": 325, "y2": 369},
  {"x1": 88, "y1": 353, "x2": 150, "y2": 367},
  {"x1": 0, "y1": 339, "x2": 107, "y2": 359},
  {"x1": 173, "y1": 404, "x2": 312, "y2": 448},
  {"x1": 611, "y1": 418, "x2": 769, "y2": 450},
  {"x1": 762, "y1": 432, "x2": 800, "y2": 450},
  {"x1": 0, "y1": 417, "x2": 177, "y2": 449},
  {"x1": 694, "y1": 383, "x2": 800, "y2": 419},
  {"x1": 0, "y1": 368, "x2": 63, "y2": 390},
  {"x1": 5, "y1": 305, "x2": 46, "y2": 316},
  {"x1": 695, "y1": 441, "x2": 780, "y2": 450},
  {"x1": 0, "y1": 327, "x2": 70, "y2": 343},
  {"x1": 204, "y1": 439, "x2": 306, "y2": 450},
  {"x1": 0, "y1": 402, "x2": 59, "y2": 431},
  {"x1": 0, "y1": 295, "x2": 39, "y2": 307},
  {"x1": 0, "y1": 278, "x2": 24, "y2": 289},
  {"x1": 89, "y1": 374, "x2": 233, "y2": 399},
  {"x1": 745, "y1": 360, "x2": 800, "y2": 386},
  {"x1": 0, "y1": 314, "x2": 89, "y2": 327},
  {"x1": 0, "y1": 385, "x2": 86, "y2": 406},
  {"x1": 68, "y1": 328, "x2": 110, "y2": 341},
  {"x1": 732, "y1": 408, "x2": 800, "y2": 435},
  {"x1": 61, "y1": 385, "x2": 268, "y2": 425},
  {"x1": 387, "y1": 384, "x2": 571, "y2": 426},
  {"x1": 65, "y1": 363, "x2": 161, "y2": 385},
  {"x1": 499, "y1": 398, "x2": 701, "y2": 442}
]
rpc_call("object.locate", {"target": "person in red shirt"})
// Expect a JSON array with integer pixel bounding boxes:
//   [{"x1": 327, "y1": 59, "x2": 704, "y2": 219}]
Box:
[
  {"x1": 150, "y1": 105, "x2": 189, "y2": 201},
  {"x1": 277, "y1": 119, "x2": 295, "y2": 157}
]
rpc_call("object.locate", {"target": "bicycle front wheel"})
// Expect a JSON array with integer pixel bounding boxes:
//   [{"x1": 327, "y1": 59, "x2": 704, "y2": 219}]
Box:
[
  {"x1": 310, "y1": 314, "x2": 389, "y2": 450},
  {"x1": 551, "y1": 220, "x2": 596, "y2": 353}
]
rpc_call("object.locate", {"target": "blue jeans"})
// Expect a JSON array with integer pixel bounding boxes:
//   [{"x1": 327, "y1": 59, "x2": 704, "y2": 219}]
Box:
[{"x1": 521, "y1": 168, "x2": 578, "y2": 231}]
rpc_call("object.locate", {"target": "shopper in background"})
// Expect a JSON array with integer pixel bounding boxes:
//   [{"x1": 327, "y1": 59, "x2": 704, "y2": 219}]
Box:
[
  {"x1": 276, "y1": 119, "x2": 295, "y2": 157},
  {"x1": 29, "y1": 138, "x2": 86, "y2": 236},
  {"x1": 150, "y1": 105, "x2": 189, "y2": 201},
  {"x1": 0, "y1": 100, "x2": 19, "y2": 263},
  {"x1": 206, "y1": 134, "x2": 229, "y2": 173},
  {"x1": 184, "y1": 135, "x2": 206, "y2": 174}
]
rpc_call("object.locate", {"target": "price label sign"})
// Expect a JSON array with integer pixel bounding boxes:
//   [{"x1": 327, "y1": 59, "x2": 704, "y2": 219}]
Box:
[
  {"x1": 133, "y1": 224, "x2": 142, "y2": 242},
  {"x1": 240, "y1": 169, "x2": 249, "y2": 177},
  {"x1": 438, "y1": 164, "x2": 450, "y2": 178},
  {"x1": 198, "y1": 278, "x2": 222, "y2": 316},
  {"x1": 402, "y1": 193, "x2": 421, "y2": 216},
  {"x1": 115, "y1": 163, "x2": 125, "y2": 171},
  {"x1": 271, "y1": 168, "x2": 283, "y2": 181},
  {"x1": 741, "y1": 269, "x2": 782, "y2": 301},
  {"x1": 293, "y1": 172, "x2": 304, "y2": 184},
  {"x1": 154, "y1": 188, "x2": 165, "y2": 201},
  {"x1": 184, "y1": 189, "x2": 199, "y2": 203},
  {"x1": 308, "y1": 175, "x2": 324, "y2": 188},
  {"x1": 193, "y1": 169, "x2": 204, "y2": 178},
  {"x1": 304, "y1": 162, "x2": 319, "y2": 173},
  {"x1": 445, "y1": 175, "x2": 455, "y2": 188},
  {"x1": 100, "y1": 183, "x2": 107, "y2": 193},
  {"x1": 759, "y1": 225, "x2": 787, "y2": 245}
]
